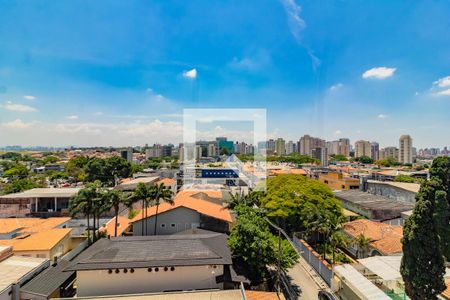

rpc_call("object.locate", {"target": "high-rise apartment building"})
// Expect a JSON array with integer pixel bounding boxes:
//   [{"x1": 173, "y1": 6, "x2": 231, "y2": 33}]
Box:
[
  {"x1": 286, "y1": 141, "x2": 294, "y2": 155},
  {"x1": 399, "y1": 135, "x2": 413, "y2": 164},
  {"x1": 275, "y1": 138, "x2": 286, "y2": 156},
  {"x1": 267, "y1": 139, "x2": 276, "y2": 155},
  {"x1": 312, "y1": 147, "x2": 328, "y2": 167},
  {"x1": 299, "y1": 135, "x2": 325, "y2": 156},
  {"x1": 338, "y1": 138, "x2": 351, "y2": 157},
  {"x1": 207, "y1": 143, "x2": 216, "y2": 157},
  {"x1": 195, "y1": 145, "x2": 202, "y2": 161},
  {"x1": 380, "y1": 146, "x2": 399, "y2": 160},
  {"x1": 121, "y1": 147, "x2": 133, "y2": 163},
  {"x1": 370, "y1": 142, "x2": 380, "y2": 161},
  {"x1": 354, "y1": 140, "x2": 371, "y2": 158}
]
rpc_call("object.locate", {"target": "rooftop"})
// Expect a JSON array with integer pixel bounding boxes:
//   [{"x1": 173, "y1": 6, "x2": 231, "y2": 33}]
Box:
[
  {"x1": 0, "y1": 188, "x2": 81, "y2": 199},
  {"x1": 343, "y1": 219, "x2": 403, "y2": 255},
  {"x1": 66, "y1": 233, "x2": 232, "y2": 271},
  {"x1": 0, "y1": 228, "x2": 72, "y2": 251},
  {"x1": 0, "y1": 255, "x2": 48, "y2": 293},
  {"x1": 115, "y1": 177, "x2": 160, "y2": 191},
  {"x1": 334, "y1": 190, "x2": 414, "y2": 220},
  {"x1": 367, "y1": 180, "x2": 420, "y2": 193},
  {"x1": 58, "y1": 289, "x2": 279, "y2": 300},
  {"x1": 0, "y1": 217, "x2": 70, "y2": 235},
  {"x1": 131, "y1": 190, "x2": 232, "y2": 223}
]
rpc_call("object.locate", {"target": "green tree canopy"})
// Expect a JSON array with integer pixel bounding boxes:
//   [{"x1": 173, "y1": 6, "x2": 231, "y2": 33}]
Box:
[
  {"x1": 329, "y1": 154, "x2": 348, "y2": 162},
  {"x1": 260, "y1": 174, "x2": 344, "y2": 236},
  {"x1": 228, "y1": 205, "x2": 298, "y2": 284}
]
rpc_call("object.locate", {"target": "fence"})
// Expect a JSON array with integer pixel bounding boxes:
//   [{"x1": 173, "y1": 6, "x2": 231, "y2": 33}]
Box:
[{"x1": 292, "y1": 236, "x2": 333, "y2": 286}]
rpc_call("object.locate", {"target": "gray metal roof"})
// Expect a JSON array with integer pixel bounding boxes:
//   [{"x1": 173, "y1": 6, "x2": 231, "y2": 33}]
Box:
[
  {"x1": 66, "y1": 234, "x2": 232, "y2": 271},
  {"x1": 334, "y1": 190, "x2": 414, "y2": 219},
  {"x1": 0, "y1": 188, "x2": 81, "y2": 199}
]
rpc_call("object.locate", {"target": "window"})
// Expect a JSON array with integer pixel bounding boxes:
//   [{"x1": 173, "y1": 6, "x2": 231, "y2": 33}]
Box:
[
  {"x1": 160, "y1": 223, "x2": 166, "y2": 228},
  {"x1": 170, "y1": 223, "x2": 176, "y2": 227}
]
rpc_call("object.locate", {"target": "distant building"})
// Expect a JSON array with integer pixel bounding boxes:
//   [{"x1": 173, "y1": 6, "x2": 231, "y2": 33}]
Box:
[
  {"x1": 275, "y1": 138, "x2": 285, "y2": 156},
  {"x1": 312, "y1": 147, "x2": 328, "y2": 166},
  {"x1": 380, "y1": 146, "x2": 399, "y2": 160},
  {"x1": 370, "y1": 142, "x2": 380, "y2": 161},
  {"x1": 145, "y1": 144, "x2": 163, "y2": 159},
  {"x1": 326, "y1": 138, "x2": 350, "y2": 156},
  {"x1": 218, "y1": 140, "x2": 234, "y2": 154},
  {"x1": 207, "y1": 143, "x2": 216, "y2": 157},
  {"x1": 354, "y1": 140, "x2": 371, "y2": 158},
  {"x1": 195, "y1": 145, "x2": 202, "y2": 161},
  {"x1": 121, "y1": 147, "x2": 133, "y2": 163},
  {"x1": 319, "y1": 171, "x2": 359, "y2": 190},
  {"x1": 266, "y1": 139, "x2": 276, "y2": 155},
  {"x1": 299, "y1": 135, "x2": 325, "y2": 156},
  {"x1": 286, "y1": 140, "x2": 294, "y2": 155},
  {"x1": 399, "y1": 135, "x2": 413, "y2": 164}
]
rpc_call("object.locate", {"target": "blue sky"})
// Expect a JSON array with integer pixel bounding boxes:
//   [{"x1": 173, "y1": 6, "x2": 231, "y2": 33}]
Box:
[{"x1": 1, "y1": 0, "x2": 450, "y2": 148}]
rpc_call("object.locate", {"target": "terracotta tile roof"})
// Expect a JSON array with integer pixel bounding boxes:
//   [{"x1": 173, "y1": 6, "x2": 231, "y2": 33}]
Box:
[
  {"x1": 0, "y1": 228, "x2": 72, "y2": 251},
  {"x1": 0, "y1": 217, "x2": 71, "y2": 235},
  {"x1": 156, "y1": 178, "x2": 177, "y2": 185},
  {"x1": 271, "y1": 169, "x2": 307, "y2": 176},
  {"x1": 343, "y1": 219, "x2": 403, "y2": 255},
  {"x1": 130, "y1": 190, "x2": 232, "y2": 223},
  {"x1": 100, "y1": 215, "x2": 131, "y2": 237},
  {"x1": 245, "y1": 291, "x2": 280, "y2": 300},
  {"x1": 443, "y1": 281, "x2": 450, "y2": 300}
]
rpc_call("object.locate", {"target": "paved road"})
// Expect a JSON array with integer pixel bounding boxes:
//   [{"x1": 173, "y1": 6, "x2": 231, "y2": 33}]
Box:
[{"x1": 287, "y1": 259, "x2": 321, "y2": 300}]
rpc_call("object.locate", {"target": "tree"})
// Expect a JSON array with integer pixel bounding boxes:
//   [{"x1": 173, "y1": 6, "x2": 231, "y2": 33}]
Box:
[
  {"x1": 354, "y1": 234, "x2": 372, "y2": 258},
  {"x1": 151, "y1": 183, "x2": 174, "y2": 235},
  {"x1": 260, "y1": 174, "x2": 344, "y2": 236},
  {"x1": 69, "y1": 184, "x2": 96, "y2": 243},
  {"x1": 329, "y1": 231, "x2": 348, "y2": 264},
  {"x1": 2, "y1": 178, "x2": 44, "y2": 194},
  {"x1": 2, "y1": 163, "x2": 29, "y2": 178},
  {"x1": 130, "y1": 182, "x2": 155, "y2": 235},
  {"x1": 66, "y1": 156, "x2": 89, "y2": 181},
  {"x1": 225, "y1": 191, "x2": 262, "y2": 210},
  {"x1": 102, "y1": 189, "x2": 129, "y2": 237},
  {"x1": 42, "y1": 155, "x2": 59, "y2": 164},
  {"x1": 84, "y1": 157, "x2": 132, "y2": 186},
  {"x1": 354, "y1": 156, "x2": 373, "y2": 164},
  {"x1": 401, "y1": 180, "x2": 446, "y2": 299},
  {"x1": 228, "y1": 205, "x2": 298, "y2": 284},
  {"x1": 329, "y1": 154, "x2": 348, "y2": 162}
]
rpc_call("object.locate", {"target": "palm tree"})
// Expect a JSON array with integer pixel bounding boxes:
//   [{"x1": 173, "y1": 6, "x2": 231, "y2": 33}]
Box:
[
  {"x1": 355, "y1": 233, "x2": 372, "y2": 258},
  {"x1": 329, "y1": 231, "x2": 349, "y2": 264},
  {"x1": 69, "y1": 183, "x2": 98, "y2": 244},
  {"x1": 130, "y1": 182, "x2": 155, "y2": 235},
  {"x1": 151, "y1": 183, "x2": 174, "y2": 235},
  {"x1": 102, "y1": 189, "x2": 129, "y2": 237}
]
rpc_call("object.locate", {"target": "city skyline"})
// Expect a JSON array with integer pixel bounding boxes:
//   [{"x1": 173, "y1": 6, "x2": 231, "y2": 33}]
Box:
[{"x1": 1, "y1": 1, "x2": 450, "y2": 148}]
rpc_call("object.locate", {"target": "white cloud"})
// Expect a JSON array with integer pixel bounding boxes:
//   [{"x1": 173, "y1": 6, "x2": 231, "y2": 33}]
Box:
[
  {"x1": 182, "y1": 68, "x2": 197, "y2": 79},
  {"x1": 66, "y1": 115, "x2": 79, "y2": 120},
  {"x1": 93, "y1": 111, "x2": 103, "y2": 116},
  {"x1": 415, "y1": 91, "x2": 419, "y2": 96},
  {"x1": 362, "y1": 67, "x2": 396, "y2": 79},
  {"x1": 377, "y1": 114, "x2": 388, "y2": 119},
  {"x1": 2, "y1": 119, "x2": 31, "y2": 129},
  {"x1": 23, "y1": 95, "x2": 36, "y2": 100},
  {"x1": 435, "y1": 88, "x2": 450, "y2": 96},
  {"x1": 1, "y1": 101, "x2": 37, "y2": 112},
  {"x1": 329, "y1": 83, "x2": 343, "y2": 91},
  {"x1": 280, "y1": 0, "x2": 321, "y2": 69},
  {"x1": 146, "y1": 88, "x2": 153, "y2": 92},
  {"x1": 433, "y1": 76, "x2": 450, "y2": 88},
  {"x1": 334, "y1": 129, "x2": 342, "y2": 135}
]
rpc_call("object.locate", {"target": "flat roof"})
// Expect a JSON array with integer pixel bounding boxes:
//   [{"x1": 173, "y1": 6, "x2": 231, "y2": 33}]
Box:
[
  {"x1": 66, "y1": 233, "x2": 232, "y2": 271},
  {"x1": 0, "y1": 188, "x2": 81, "y2": 199},
  {"x1": 0, "y1": 255, "x2": 48, "y2": 293},
  {"x1": 334, "y1": 264, "x2": 391, "y2": 300},
  {"x1": 334, "y1": 190, "x2": 414, "y2": 218},
  {"x1": 367, "y1": 180, "x2": 420, "y2": 193},
  {"x1": 114, "y1": 177, "x2": 159, "y2": 191},
  {"x1": 358, "y1": 256, "x2": 401, "y2": 281}
]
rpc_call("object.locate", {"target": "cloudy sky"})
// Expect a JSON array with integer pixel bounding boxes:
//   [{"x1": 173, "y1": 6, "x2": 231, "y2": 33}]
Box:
[{"x1": 1, "y1": 0, "x2": 450, "y2": 148}]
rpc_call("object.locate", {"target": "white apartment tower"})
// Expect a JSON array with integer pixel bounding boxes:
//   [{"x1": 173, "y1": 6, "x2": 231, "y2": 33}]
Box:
[{"x1": 399, "y1": 135, "x2": 413, "y2": 164}]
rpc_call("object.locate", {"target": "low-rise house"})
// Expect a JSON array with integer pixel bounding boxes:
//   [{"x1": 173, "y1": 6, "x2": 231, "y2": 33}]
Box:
[
  {"x1": 361, "y1": 179, "x2": 419, "y2": 204},
  {"x1": 0, "y1": 251, "x2": 48, "y2": 300},
  {"x1": 319, "y1": 171, "x2": 360, "y2": 190},
  {"x1": 342, "y1": 219, "x2": 403, "y2": 258},
  {"x1": 0, "y1": 188, "x2": 81, "y2": 217},
  {"x1": 0, "y1": 228, "x2": 73, "y2": 259},
  {"x1": 65, "y1": 234, "x2": 238, "y2": 297},
  {"x1": 130, "y1": 190, "x2": 233, "y2": 235}
]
